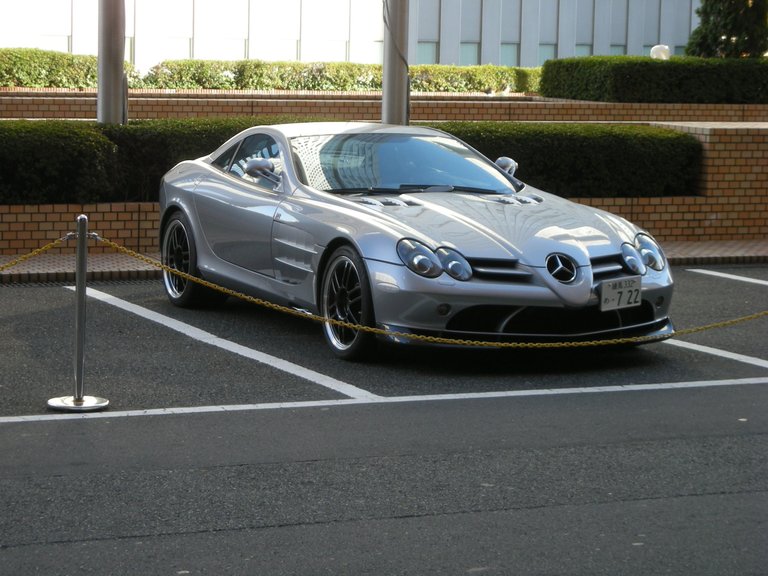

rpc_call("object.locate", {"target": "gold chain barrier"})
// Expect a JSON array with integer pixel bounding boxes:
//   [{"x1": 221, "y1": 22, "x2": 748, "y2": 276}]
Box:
[
  {"x1": 0, "y1": 236, "x2": 68, "y2": 274},
  {"x1": 3, "y1": 235, "x2": 767, "y2": 349},
  {"x1": 97, "y1": 237, "x2": 768, "y2": 350}
]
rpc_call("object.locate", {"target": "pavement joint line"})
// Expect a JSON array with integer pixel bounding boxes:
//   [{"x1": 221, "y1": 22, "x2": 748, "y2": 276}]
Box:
[{"x1": 1, "y1": 376, "x2": 767, "y2": 425}]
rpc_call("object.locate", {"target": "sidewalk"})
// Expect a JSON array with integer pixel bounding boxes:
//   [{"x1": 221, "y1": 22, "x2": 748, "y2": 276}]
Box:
[{"x1": 1, "y1": 240, "x2": 767, "y2": 284}]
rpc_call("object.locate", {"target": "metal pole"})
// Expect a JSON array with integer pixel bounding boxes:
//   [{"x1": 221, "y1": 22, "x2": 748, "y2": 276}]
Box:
[
  {"x1": 382, "y1": 0, "x2": 410, "y2": 125},
  {"x1": 97, "y1": 0, "x2": 126, "y2": 124},
  {"x1": 48, "y1": 216, "x2": 109, "y2": 412},
  {"x1": 73, "y1": 215, "x2": 88, "y2": 400}
]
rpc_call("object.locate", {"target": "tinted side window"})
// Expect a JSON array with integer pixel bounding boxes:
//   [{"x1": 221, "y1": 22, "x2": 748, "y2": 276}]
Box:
[
  {"x1": 229, "y1": 134, "x2": 283, "y2": 189},
  {"x1": 212, "y1": 143, "x2": 240, "y2": 171}
]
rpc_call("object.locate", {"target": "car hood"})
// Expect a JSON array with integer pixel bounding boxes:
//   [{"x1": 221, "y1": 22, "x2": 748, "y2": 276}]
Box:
[{"x1": 351, "y1": 188, "x2": 640, "y2": 267}]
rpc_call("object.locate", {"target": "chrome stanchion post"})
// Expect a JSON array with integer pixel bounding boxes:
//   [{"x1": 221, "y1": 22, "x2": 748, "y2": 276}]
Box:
[{"x1": 48, "y1": 215, "x2": 109, "y2": 412}]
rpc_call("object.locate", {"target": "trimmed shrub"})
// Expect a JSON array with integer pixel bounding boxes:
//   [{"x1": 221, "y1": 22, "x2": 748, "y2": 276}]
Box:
[
  {"x1": 99, "y1": 115, "x2": 314, "y2": 201},
  {"x1": 0, "y1": 118, "x2": 702, "y2": 204},
  {"x1": 409, "y1": 64, "x2": 538, "y2": 93},
  {"x1": 540, "y1": 56, "x2": 768, "y2": 103},
  {"x1": 0, "y1": 121, "x2": 117, "y2": 204},
  {"x1": 0, "y1": 48, "x2": 542, "y2": 94},
  {"x1": 434, "y1": 121, "x2": 702, "y2": 198},
  {"x1": 143, "y1": 59, "x2": 238, "y2": 90},
  {"x1": 0, "y1": 48, "x2": 141, "y2": 89}
]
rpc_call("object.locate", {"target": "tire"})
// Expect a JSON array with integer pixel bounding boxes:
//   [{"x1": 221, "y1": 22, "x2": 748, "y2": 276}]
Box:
[
  {"x1": 320, "y1": 245, "x2": 376, "y2": 360},
  {"x1": 161, "y1": 212, "x2": 225, "y2": 307}
]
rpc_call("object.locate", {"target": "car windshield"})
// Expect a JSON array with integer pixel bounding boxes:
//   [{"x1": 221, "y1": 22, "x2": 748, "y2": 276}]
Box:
[{"x1": 290, "y1": 132, "x2": 518, "y2": 194}]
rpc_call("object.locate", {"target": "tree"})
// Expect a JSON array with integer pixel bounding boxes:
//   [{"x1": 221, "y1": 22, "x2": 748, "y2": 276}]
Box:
[{"x1": 686, "y1": 0, "x2": 768, "y2": 57}]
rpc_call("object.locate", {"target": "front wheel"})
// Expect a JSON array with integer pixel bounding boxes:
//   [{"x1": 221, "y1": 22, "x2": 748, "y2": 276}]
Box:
[
  {"x1": 161, "y1": 212, "x2": 225, "y2": 307},
  {"x1": 320, "y1": 246, "x2": 376, "y2": 361}
]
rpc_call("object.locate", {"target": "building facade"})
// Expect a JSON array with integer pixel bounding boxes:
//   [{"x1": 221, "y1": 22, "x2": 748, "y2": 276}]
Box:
[{"x1": 0, "y1": 0, "x2": 702, "y2": 72}]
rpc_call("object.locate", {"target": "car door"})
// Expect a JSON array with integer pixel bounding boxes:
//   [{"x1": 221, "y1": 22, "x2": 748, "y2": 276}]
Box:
[{"x1": 194, "y1": 133, "x2": 285, "y2": 277}]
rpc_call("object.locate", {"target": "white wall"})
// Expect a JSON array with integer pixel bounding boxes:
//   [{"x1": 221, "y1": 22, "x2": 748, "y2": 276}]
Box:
[{"x1": 0, "y1": 0, "x2": 702, "y2": 72}]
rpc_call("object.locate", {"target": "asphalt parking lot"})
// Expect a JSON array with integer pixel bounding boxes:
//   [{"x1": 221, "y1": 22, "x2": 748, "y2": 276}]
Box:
[{"x1": 1, "y1": 264, "x2": 766, "y2": 575}]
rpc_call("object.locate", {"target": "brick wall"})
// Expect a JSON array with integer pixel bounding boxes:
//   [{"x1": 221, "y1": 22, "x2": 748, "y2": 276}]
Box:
[
  {"x1": 0, "y1": 203, "x2": 159, "y2": 255},
  {"x1": 1, "y1": 88, "x2": 767, "y2": 122},
  {"x1": 573, "y1": 123, "x2": 767, "y2": 242}
]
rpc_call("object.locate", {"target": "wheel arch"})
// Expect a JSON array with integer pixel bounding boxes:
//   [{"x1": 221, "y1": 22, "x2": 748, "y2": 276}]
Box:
[
  {"x1": 315, "y1": 237, "x2": 358, "y2": 307},
  {"x1": 159, "y1": 204, "x2": 183, "y2": 239}
]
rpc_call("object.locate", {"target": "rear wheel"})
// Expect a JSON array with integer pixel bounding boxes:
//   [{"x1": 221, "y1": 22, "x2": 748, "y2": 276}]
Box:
[
  {"x1": 320, "y1": 246, "x2": 376, "y2": 360},
  {"x1": 161, "y1": 212, "x2": 225, "y2": 307}
]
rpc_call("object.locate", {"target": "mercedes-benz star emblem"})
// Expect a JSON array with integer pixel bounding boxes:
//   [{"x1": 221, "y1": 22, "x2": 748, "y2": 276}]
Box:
[{"x1": 546, "y1": 253, "x2": 578, "y2": 283}]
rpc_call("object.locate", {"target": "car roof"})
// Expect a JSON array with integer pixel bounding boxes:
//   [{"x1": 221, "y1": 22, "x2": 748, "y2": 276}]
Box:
[
  {"x1": 259, "y1": 121, "x2": 444, "y2": 139},
  {"x1": 204, "y1": 122, "x2": 449, "y2": 164}
]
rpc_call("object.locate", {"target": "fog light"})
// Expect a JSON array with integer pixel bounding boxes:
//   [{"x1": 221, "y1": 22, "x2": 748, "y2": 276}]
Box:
[
  {"x1": 655, "y1": 296, "x2": 665, "y2": 308},
  {"x1": 436, "y1": 303, "x2": 452, "y2": 316}
]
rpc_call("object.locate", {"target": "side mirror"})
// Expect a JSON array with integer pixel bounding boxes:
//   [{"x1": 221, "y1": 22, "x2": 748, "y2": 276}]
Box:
[
  {"x1": 495, "y1": 156, "x2": 518, "y2": 177},
  {"x1": 245, "y1": 157, "x2": 281, "y2": 186},
  {"x1": 244, "y1": 157, "x2": 275, "y2": 176}
]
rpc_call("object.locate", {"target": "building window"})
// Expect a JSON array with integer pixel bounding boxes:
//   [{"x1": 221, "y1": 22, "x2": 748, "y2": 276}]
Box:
[
  {"x1": 500, "y1": 43, "x2": 519, "y2": 66},
  {"x1": 610, "y1": 45, "x2": 626, "y2": 55},
  {"x1": 538, "y1": 44, "x2": 556, "y2": 65},
  {"x1": 575, "y1": 44, "x2": 592, "y2": 57},
  {"x1": 460, "y1": 42, "x2": 480, "y2": 66},
  {"x1": 417, "y1": 41, "x2": 439, "y2": 64}
]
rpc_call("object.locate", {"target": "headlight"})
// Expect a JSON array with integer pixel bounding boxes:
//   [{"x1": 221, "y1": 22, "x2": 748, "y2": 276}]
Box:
[
  {"x1": 636, "y1": 233, "x2": 666, "y2": 271},
  {"x1": 397, "y1": 239, "x2": 473, "y2": 281},
  {"x1": 397, "y1": 239, "x2": 443, "y2": 278},
  {"x1": 621, "y1": 243, "x2": 647, "y2": 276},
  {"x1": 436, "y1": 248, "x2": 473, "y2": 281}
]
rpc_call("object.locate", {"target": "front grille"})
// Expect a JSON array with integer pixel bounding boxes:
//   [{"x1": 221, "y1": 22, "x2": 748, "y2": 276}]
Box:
[
  {"x1": 446, "y1": 302, "x2": 656, "y2": 337},
  {"x1": 591, "y1": 254, "x2": 629, "y2": 283},
  {"x1": 467, "y1": 258, "x2": 533, "y2": 282}
]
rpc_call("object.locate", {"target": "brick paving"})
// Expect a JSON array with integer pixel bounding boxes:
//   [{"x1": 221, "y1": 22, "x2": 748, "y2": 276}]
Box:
[{"x1": 1, "y1": 241, "x2": 766, "y2": 284}]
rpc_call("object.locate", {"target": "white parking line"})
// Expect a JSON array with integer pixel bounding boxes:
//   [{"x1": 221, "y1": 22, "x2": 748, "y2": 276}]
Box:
[
  {"x1": 687, "y1": 269, "x2": 768, "y2": 287},
  {"x1": 2, "y1": 376, "x2": 767, "y2": 424},
  {"x1": 4, "y1": 284, "x2": 763, "y2": 426},
  {"x1": 72, "y1": 287, "x2": 382, "y2": 402},
  {"x1": 664, "y1": 339, "x2": 768, "y2": 369}
]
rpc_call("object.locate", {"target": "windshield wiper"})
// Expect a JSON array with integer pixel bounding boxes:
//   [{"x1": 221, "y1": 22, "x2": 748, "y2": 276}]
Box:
[
  {"x1": 327, "y1": 184, "x2": 503, "y2": 195},
  {"x1": 326, "y1": 185, "x2": 452, "y2": 195}
]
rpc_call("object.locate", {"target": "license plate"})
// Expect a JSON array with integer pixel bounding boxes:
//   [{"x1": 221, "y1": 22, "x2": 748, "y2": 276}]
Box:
[{"x1": 600, "y1": 276, "x2": 642, "y2": 311}]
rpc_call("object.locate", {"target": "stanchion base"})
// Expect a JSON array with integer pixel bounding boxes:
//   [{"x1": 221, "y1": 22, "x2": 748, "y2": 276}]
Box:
[{"x1": 47, "y1": 396, "x2": 109, "y2": 412}]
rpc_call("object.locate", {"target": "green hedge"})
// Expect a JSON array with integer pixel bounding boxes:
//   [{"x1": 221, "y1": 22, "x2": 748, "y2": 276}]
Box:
[
  {"x1": 146, "y1": 59, "x2": 539, "y2": 93},
  {"x1": 540, "y1": 56, "x2": 768, "y2": 103},
  {"x1": 99, "y1": 116, "x2": 305, "y2": 201},
  {"x1": 0, "y1": 48, "x2": 141, "y2": 89},
  {"x1": 0, "y1": 121, "x2": 117, "y2": 204},
  {"x1": 0, "y1": 118, "x2": 701, "y2": 204},
  {"x1": 437, "y1": 122, "x2": 702, "y2": 199},
  {"x1": 0, "y1": 48, "x2": 539, "y2": 93}
]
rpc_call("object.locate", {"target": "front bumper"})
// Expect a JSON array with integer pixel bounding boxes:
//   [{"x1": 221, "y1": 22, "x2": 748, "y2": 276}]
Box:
[{"x1": 365, "y1": 258, "x2": 674, "y2": 346}]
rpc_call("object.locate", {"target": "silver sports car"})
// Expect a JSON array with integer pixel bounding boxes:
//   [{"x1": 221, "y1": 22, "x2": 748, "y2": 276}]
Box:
[{"x1": 159, "y1": 122, "x2": 674, "y2": 359}]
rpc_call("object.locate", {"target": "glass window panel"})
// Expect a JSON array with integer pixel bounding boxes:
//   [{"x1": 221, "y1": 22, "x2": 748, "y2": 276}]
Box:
[
  {"x1": 575, "y1": 44, "x2": 593, "y2": 57},
  {"x1": 500, "y1": 43, "x2": 519, "y2": 66},
  {"x1": 417, "y1": 41, "x2": 439, "y2": 64},
  {"x1": 460, "y1": 43, "x2": 480, "y2": 66},
  {"x1": 610, "y1": 44, "x2": 626, "y2": 55},
  {"x1": 538, "y1": 44, "x2": 557, "y2": 65}
]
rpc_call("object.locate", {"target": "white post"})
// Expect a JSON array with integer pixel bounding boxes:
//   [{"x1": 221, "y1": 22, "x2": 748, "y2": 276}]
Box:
[
  {"x1": 97, "y1": 0, "x2": 126, "y2": 124},
  {"x1": 382, "y1": 0, "x2": 410, "y2": 125}
]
